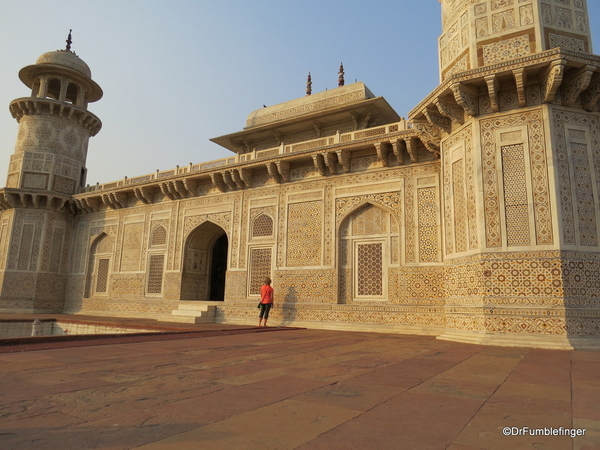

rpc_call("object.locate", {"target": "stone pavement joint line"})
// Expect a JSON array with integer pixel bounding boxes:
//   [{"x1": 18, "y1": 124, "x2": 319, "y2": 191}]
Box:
[{"x1": 0, "y1": 326, "x2": 598, "y2": 450}]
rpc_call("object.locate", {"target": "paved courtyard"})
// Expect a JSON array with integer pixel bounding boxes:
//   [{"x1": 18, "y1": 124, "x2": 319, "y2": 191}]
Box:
[{"x1": 0, "y1": 319, "x2": 599, "y2": 449}]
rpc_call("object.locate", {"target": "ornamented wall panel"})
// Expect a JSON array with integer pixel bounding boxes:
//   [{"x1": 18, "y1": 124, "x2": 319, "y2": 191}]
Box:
[
  {"x1": 443, "y1": 124, "x2": 478, "y2": 257},
  {"x1": 399, "y1": 266, "x2": 445, "y2": 306},
  {"x1": 225, "y1": 270, "x2": 246, "y2": 301},
  {"x1": 452, "y1": 159, "x2": 469, "y2": 253},
  {"x1": 276, "y1": 270, "x2": 336, "y2": 303},
  {"x1": 481, "y1": 110, "x2": 553, "y2": 248},
  {"x1": 146, "y1": 254, "x2": 165, "y2": 294},
  {"x1": 417, "y1": 184, "x2": 440, "y2": 263},
  {"x1": 120, "y1": 222, "x2": 144, "y2": 271},
  {"x1": 216, "y1": 302, "x2": 446, "y2": 329},
  {"x1": 248, "y1": 247, "x2": 272, "y2": 296},
  {"x1": 501, "y1": 143, "x2": 531, "y2": 246},
  {"x1": 552, "y1": 109, "x2": 600, "y2": 247},
  {"x1": 286, "y1": 201, "x2": 323, "y2": 267},
  {"x1": 48, "y1": 223, "x2": 65, "y2": 273},
  {"x1": 109, "y1": 275, "x2": 145, "y2": 299},
  {"x1": 0, "y1": 216, "x2": 10, "y2": 270}
]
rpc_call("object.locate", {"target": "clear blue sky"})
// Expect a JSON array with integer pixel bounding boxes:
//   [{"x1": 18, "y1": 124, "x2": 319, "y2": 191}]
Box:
[{"x1": 1, "y1": 0, "x2": 599, "y2": 186}]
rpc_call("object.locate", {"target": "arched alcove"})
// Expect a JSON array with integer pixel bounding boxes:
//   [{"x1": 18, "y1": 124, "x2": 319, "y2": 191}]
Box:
[
  {"x1": 84, "y1": 233, "x2": 113, "y2": 298},
  {"x1": 338, "y1": 203, "x2": 400, "y2": 303},
  {"x1": 181, "y1": 221, "x2": 228, "y2": 301}
]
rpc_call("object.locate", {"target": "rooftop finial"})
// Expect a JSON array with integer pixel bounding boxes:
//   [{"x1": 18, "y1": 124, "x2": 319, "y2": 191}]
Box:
[
  {"x1": 306, "y1": 72, "x2": 312, "y2": 96},
  {"x1": 66, "y1": 29, "x2": 73, "y2": 51},
  {"x1": 338, "y1": 62, "x2": 345, "y2": 87}
]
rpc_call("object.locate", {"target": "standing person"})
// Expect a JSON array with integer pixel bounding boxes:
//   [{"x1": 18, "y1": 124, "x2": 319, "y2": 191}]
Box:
[{"x1": 258, "y1": 277, "x2": 274, "y2": 327}]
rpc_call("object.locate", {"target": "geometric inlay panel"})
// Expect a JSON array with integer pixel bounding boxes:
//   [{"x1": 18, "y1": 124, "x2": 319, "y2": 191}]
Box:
[
  {"x1": 501, "y1": 143, "x2": 530, "y2": 246},
  {"x1": 356, "y1": 242, "x2": 383, "y2": 297}
]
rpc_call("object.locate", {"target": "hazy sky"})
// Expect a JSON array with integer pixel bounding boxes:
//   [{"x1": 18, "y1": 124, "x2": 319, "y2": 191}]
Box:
[{"x1": 1, "y1": 1, "x2": 600, "y2": 186}]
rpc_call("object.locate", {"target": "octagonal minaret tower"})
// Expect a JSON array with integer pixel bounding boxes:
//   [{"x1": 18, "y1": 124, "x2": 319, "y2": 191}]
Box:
[
  {"x1": 0, "y1": 33, "x2": 102, "y2": 313},
  {"x1": 6, "y1": 32, "x2": 102, "y2": 194}
]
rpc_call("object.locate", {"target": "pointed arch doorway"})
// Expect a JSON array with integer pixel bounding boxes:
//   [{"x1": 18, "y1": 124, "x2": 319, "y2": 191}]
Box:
[{"x1": 181, "y1": 222, "x2": 228, "y2": 301}]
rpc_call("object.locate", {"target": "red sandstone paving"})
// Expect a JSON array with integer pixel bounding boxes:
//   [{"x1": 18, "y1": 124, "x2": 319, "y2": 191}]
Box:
[{"x1": 0, "y1": 323, "x2": 599, "y2": 449}]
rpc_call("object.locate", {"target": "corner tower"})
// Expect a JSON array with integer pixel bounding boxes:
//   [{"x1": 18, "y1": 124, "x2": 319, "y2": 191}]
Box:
[
  {"x1": 0, "y1": 34, "x2": 102, "y2": 313},
  {"x1": 439, "y1": 0, "x2": 593, "y2": 81},
  {"x1": 413, "y1": 1, "x2": 600, "y2": 348}
]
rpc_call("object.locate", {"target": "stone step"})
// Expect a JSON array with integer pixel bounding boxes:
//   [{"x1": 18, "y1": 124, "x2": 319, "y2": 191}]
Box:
[
  {"x1": 171, "y1": 307, "x2": 215, "y2": 317},
  {"x1": 167, "y1": 315, "x2": 214, "y2": 324},
  {"x1": 176, "y1": 303, "x2": 213, "y2": 312}
]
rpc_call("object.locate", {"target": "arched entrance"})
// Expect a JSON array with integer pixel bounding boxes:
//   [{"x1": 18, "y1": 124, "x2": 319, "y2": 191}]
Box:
[{"x1": 181, "y1": 221, "x2": 228, "y2": 301}]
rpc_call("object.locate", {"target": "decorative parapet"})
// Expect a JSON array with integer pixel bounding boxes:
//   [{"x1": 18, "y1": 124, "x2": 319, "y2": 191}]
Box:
[{"x1": 72, "y1": 119, "x2": 436, "y2": 214}]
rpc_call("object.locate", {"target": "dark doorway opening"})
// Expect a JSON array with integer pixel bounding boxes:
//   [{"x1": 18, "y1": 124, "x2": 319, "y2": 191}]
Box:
[{"x1": 209, "y1": 233, "x2": 228, "y2": 301}]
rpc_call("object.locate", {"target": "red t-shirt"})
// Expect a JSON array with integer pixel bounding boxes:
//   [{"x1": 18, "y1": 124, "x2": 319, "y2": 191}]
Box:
[{"x1": 260, "y1": 285, "x2": 274, "y2": 304}]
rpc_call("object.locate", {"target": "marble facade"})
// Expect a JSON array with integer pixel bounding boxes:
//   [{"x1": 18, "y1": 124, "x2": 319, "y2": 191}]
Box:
[{"x1": 1, "y1": 0, "x2": 600, "y2": 349}]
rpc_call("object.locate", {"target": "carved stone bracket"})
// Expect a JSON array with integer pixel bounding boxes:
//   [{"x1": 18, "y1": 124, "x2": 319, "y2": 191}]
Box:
[
  {"x1": 513, "y1": 68, "x2": 528, "y2": 108},
  {"x1": 423, "y1": 108, "x2": 451, "y2": 134},
  {"x1": 82, "y1": 197, "x2": 101, "y2": 213},
  {"x1": 134, "y1": 187, "x2": 152, "y2": 204},
  {"x1": 451, "y1": 82, "x2": 478, "y2": 117},
  {"x1": 404, "y1": 137, "x2": 418, "y2": 163},
  {"x1": 413, "y1": 123, "x2": 441, "y2": 156},
  {"x1": 159, "y1": 182, "x2": 177, "y2": 200},
  {"x1": 582, "y1": 73, "x2": 600, "y2": 112},
  {"x1": 324, "y1": 152, "x2": 338, "y2": 175},
  {"x1": 238, "y1": 168, "x2": 252, "y2": 188},
  {"x1": 374, "y1": 142, "x2": 392, "y2": 167},
  {"x1": 562, "y1": 64, "x2": 596, "y2": 107},
  {"x1": 434, "y1": 98, "x2": 464, "y2": 125},
  {"x1": 101, "y1": 193, "x2": 118, "y2": 209},
  {"x1": 266, "y1": 162, "x2": 281, "y2": 184},
  {"x1": 172, "y1": 180, "x2": 190, "y2": 197},
  {"x1": 391, "y1": 139, "x2": 405, "y2": 165},
  {"x1": 541, "y1": 59, "x2": 566, "y2": 103},
  {"x1": 222, "y1": 171, "x2": 237, "y2": 190},
  {"x1": 0, "y1": 192, "x2": 13, "y2": 210},
  {"x1": 276, "y1": 161, "x2": 290, "y2": 182},
  {"x1": 230, "y1": 170, "x2": 245, "y2": 189},
  {"x1": 336, "y1": 149, "x2": 351, "y2": 173},
  {"x1": 312, "y1": 154, "x2": 327, "y2": 176},
  {"x1": 210, "y1": 173, "x2": 227, "y2": 192},
  {"x1": 484, "y1": 75, "x2": 500, "y2": 113},
  {"x1": 182, "y1": 179, "x2": 197, "y2": 196}
]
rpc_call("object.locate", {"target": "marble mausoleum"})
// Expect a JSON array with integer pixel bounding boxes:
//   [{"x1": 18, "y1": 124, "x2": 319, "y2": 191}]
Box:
[{"x1": 1, "y1": 0, "x2": 600, "y2": 349}]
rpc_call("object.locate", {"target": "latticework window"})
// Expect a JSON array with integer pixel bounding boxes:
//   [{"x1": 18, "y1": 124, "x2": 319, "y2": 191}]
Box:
[
  {"x1": 96, "y1": 258, "x2": 110, "y2": 293},
  {"x1": 150, "y1": 226, "x2": 167, "y2": 246},
  {"x1": 356, "y1": 243, "x2": 383, "y2": 296},
  {"x1": 147, "y1": 254, "x2": 165, "y2": 294},
  {"x1": 252, "y1": 214, "x2": 274, "y2": 238}
]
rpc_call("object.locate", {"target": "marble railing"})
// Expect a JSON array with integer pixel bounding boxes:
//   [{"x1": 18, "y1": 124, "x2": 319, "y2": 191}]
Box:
[{"x1": 80, "y1": 120, "x2": 408, "y2": 193}]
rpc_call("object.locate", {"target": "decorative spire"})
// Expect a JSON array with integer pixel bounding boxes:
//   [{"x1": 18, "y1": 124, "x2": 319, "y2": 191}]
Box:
[
  {"x1": 338, "y1": 62, "x2": 345, "y2": 87},
  {"x1": 66, "y1": 29, "x2": 73, "y2": 52},
  {"x1": 306, "y1": 72, "x2": 312, "y2": 96}
]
